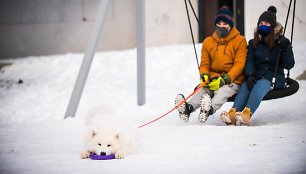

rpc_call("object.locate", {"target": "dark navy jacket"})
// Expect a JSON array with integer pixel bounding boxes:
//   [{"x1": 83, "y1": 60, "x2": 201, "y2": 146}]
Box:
[{"x1": 245, "y1": 37, "x2": 295, "y2": 89}]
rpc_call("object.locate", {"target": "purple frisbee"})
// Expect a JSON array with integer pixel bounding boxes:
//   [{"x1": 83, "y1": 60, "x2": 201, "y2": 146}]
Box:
[{"x1": 89, "y1": 153, "x2": 116, "y2": 160}]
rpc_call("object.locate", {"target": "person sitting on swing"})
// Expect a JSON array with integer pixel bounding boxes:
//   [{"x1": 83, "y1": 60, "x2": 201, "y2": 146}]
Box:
[
  {"x1": 175, "y1": 6, "x2": 247, "y2": 123},
  {"x1": 220, "y1": 6, "x2": 295, "y2": 126}
]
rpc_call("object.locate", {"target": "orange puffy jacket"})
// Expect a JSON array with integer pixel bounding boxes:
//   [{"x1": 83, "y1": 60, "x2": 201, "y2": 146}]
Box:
[{"x1": 200, "y1": 27, "x2": 247, "y2": 85}]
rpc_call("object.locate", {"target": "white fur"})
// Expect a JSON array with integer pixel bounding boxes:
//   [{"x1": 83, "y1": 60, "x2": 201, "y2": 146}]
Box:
[{"x1": 81, "y1": 107, "x2": 137, "y2": 159}]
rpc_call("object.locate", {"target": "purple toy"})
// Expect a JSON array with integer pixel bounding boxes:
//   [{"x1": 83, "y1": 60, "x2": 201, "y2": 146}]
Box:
[{"x1": 89, "y1": 153, "x2": 116, "y2": 160}]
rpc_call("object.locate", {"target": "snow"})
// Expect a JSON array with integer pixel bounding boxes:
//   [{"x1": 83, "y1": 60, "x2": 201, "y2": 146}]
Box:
[{"x1": 0, "y1": 42, "x2": 306, "y2": 173}]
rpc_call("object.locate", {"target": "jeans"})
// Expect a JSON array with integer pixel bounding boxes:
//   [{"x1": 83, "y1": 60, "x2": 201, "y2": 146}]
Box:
[{"x1": 233, "y1": 79, "x2": 271, "y2": 114}]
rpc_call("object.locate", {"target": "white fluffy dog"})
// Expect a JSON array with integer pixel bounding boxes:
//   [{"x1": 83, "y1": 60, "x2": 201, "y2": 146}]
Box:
[{"x1": 80, "y1": 108, "x2": 137, "y2": 159}]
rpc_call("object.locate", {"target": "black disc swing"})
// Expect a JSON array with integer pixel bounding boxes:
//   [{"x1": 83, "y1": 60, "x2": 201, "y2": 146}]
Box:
[{"x1": 184, "y1": 0, "x2": 299, "y2": 102}]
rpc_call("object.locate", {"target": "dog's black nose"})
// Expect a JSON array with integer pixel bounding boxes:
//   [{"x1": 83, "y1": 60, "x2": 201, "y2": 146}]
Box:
[{"x1": 100, "y1": 152, "x2": 106, "y2": 156}]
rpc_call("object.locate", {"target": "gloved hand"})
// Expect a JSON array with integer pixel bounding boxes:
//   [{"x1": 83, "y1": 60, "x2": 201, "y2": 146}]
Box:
[
  {"x1": 278, "y1": 36, "x2": 291, "y2": 51},
  {"x1": 221, "y1": 74, "x2": 231, "y2": 85},
  {"x1": 208, "y1": 76, "x2": 225, "y2": 91},
  {"x1": 247, "y1": 75, "x2": 256, "y2": 90},
  {"x1": 200, "y1": 74, "x2": 209, "y2": 84}
]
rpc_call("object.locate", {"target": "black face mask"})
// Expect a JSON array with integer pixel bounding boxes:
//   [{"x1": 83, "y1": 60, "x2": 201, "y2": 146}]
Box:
[{"x1": 216, "y1": 26, "x2": 230, "y2": 38}]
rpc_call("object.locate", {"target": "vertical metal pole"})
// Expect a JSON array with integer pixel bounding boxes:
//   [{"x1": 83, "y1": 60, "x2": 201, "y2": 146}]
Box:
[
  {"x1": 136, "y1": 0, "x2": 146, "y2": 106},
  {"x1": 64, "y1": 0, "x2": 111, "y2": 119}
]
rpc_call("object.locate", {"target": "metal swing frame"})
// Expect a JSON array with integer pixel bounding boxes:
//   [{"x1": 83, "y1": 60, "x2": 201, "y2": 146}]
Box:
[{"x1": 64, "y1": 0, "x2": 146, "y2": 119}]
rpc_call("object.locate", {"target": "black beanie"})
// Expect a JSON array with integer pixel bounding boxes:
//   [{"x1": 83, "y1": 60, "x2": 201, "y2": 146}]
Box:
[
  {"x1": 214, "y1": 6, "x2": 234, "y2": 27},
  {"x1": 258, "y1": 6, "x2": 277, "y2": 27}
]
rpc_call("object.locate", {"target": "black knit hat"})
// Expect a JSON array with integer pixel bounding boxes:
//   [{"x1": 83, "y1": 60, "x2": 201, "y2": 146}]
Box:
[
  {"x1": 258, "y1": 6, "x2": 277, "y2": 27},
  {"x1": 214, "y1": 6, "x2": 234, "y2": 27}
]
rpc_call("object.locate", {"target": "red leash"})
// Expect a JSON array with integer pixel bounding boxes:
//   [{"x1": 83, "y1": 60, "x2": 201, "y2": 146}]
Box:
[{"x1": 137, "y1": 81, "x2": 207, "y2": 128}]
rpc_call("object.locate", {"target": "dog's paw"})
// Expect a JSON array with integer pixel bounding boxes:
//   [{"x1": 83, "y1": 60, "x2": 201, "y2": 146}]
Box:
[
  {"x1": 80, "y1": 151, "x2": 90, "y2": 159},
  {"x1": 115, "y1": 151, "x2": 126, "y2": 159}
]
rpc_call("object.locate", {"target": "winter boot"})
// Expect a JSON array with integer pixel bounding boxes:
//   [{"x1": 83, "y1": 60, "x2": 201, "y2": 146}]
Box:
[
  {"x1": 175, "y1": 94, "x2": 194, "y2": 122},
  {"x1": 198, "y1": 93, "x2": 212, "y2": 123},
  {"x1": 220, "y1": 108, "x2": 237, "y2": 125},
  {"x1": 235, "y1": 107, "x2": 252, "y2": 126}
]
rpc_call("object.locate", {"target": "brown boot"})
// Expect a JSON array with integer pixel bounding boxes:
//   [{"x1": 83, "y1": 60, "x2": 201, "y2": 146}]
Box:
[
  {"x1": 235, "y1": 107, "x2": 252, "y2": 126},
  {"x1": 220, "y1": 108, "x2": 237, "y2": 125}
]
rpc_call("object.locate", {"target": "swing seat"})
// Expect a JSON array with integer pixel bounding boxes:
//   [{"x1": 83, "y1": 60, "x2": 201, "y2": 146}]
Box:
[{"x1": 227, "y1": 78, "x2": 299, "y2": 102}]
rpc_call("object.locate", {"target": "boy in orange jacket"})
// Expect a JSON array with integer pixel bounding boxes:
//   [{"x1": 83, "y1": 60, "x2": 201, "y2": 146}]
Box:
[{"x1": 175, "y1": 6, "x2": 247, "y2": 123}]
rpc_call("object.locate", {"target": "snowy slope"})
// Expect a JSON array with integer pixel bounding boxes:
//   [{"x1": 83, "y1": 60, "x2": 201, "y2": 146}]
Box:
[{"x1": 0, "y1": 43, "x2": 305, "y2": 174}]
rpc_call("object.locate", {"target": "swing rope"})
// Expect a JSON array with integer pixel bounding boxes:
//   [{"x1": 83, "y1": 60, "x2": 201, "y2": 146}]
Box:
[
  {"x1": 186, "y1": 0, "x2": 205, "y2": 37},
  {"x1": 272, "y1": 0, "x2": 296, "y2": 88},
  {"x1": 290, "y1": 0, "x2": 296, "y2": 43},
  {"x1": 283, "y1": 0, "x2": 292, "y2": 35},
  {"x1": 184, "y1": 0, "x2": 200, "y2": 71}
]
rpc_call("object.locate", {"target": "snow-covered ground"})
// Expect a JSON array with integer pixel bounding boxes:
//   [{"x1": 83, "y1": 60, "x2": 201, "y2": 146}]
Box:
[{"x1": 0, "y1": 43, "x2": 305, "y2": 174}]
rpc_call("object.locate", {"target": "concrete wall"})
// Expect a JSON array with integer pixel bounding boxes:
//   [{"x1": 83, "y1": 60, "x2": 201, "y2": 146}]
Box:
[
  {"x1": 0, "y1": 0, "x2": 198, "y2": 59},
  {"x1": 146, "y1": 0, "x2": 198, "y2": 47},
  {"x1": 245, "y1": 0, "x2": 306, "y2": 42},
  {"x1": 0, "y1": 0, "x2": 137, "y2": 58},
  {"x1": 1, "y1": 0, "x2": 305, "y2": 59}
]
